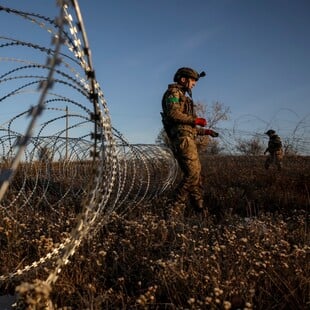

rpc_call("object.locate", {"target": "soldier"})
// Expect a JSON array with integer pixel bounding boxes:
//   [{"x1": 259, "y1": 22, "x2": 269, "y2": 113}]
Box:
[
  {"x1": 161, "y1": 67, "x2": 218, "y2": 212},
  {"x1": 264, "y1": 129, "x2": 283, "y2": 171}
]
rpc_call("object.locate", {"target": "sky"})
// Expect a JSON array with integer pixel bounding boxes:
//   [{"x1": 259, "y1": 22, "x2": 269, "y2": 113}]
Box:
[{"x1": 1, "y1": 0, "x2": 310, "y2": 151}]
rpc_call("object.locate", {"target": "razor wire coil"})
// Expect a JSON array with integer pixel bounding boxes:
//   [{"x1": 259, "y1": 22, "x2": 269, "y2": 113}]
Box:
[{"x1": 0, "y1": 0, "x2": 179, "y2": 289}]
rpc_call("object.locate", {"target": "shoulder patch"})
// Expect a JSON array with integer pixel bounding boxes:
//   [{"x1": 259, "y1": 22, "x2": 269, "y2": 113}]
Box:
[{"x1": 167, "y1": 97, "x2": 179, "y2": 103}]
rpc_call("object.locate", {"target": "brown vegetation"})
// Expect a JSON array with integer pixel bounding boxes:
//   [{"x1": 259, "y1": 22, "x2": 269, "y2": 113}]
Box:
[{"x1": 0, "y1": 156, "x2": 309, "y2": 309}]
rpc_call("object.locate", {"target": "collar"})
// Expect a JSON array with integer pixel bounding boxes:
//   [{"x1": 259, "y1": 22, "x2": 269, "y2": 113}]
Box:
[{"x1": 168, "y1": 83, "x2": 192, "y2": 97}]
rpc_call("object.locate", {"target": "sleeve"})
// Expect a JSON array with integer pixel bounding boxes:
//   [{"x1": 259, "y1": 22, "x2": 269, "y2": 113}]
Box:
[{"x1": 196, "y1": 127, "x2": 206, "y2": 135}]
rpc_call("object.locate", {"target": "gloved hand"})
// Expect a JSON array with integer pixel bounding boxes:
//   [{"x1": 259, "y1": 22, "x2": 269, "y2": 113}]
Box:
[
  {"x1": 204, "y1": 129, "x2": 219, "y2": 137},
  {"x1": 195, "y1": 117, "x2": 207, "y2": 127}
]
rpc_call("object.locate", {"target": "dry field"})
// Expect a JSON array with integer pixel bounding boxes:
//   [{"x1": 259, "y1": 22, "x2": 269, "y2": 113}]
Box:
[{"x1": 0, "y1": 155, "x2": 309, "y2": 309}]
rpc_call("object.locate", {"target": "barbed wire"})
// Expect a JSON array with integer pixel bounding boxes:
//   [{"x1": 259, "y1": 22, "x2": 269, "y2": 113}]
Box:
[{"x1": 0, "y1": 0, "x2": 179, "y2": 296}]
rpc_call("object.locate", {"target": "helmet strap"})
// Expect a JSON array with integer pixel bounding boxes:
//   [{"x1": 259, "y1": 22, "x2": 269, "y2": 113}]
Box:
[
  {"x1": 184, "y1": 78, "x2": 192, "y2": 98},
  {"x1": 178, "y1": 77, "x2": 192, "y2": 97}
]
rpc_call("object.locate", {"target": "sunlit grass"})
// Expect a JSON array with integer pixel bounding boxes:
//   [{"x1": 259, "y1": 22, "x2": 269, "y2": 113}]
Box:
[{"x1": 0, "y1": 155, "x2": 309, "y2": 309}]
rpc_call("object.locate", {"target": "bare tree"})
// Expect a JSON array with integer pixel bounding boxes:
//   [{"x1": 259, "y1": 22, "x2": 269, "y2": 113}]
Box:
[
  {"x1": 236, "y1": 136, "x2": 265, "y2": 156},
  {"x1": 195, "y1": 101, "x2": 230, "y2": 128},
  {"x1": 205, "y1": 139, "x2": 224, "y2": 155},
  {"x1": 282, "y1": 138, "x2": 298, "y2": 155},
  {"x1": 195, "y1": 101, "x2": 230, "y2": 153},
  {"x1": 157, "y1": 101, "x2": 230, "y2": 155},
  {"x1": 38, "y1": 145, "x2": 52, "y2": 162}
]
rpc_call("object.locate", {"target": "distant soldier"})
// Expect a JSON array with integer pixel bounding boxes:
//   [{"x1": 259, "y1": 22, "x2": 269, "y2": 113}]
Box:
[
  {"x1": 264, "y1": 129, "x2": 283, "y2": 171},
  {"x1": 161, "y1": 67, "x2": 218, "y2": 212}
]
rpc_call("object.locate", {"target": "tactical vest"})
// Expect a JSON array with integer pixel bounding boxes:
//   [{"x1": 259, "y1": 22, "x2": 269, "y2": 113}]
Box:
[
  {"x1": 161, "y1": 84, "x2": 196, "y2": 139},
  {"x1": 269, "y1": 135, "x2": 282, "y2": 152}
]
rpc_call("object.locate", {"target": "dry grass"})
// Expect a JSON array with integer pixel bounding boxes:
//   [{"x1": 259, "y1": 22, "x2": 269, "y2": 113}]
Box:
[{"x1": 0, "y1": 156, "x2": 309, "y2": 309}]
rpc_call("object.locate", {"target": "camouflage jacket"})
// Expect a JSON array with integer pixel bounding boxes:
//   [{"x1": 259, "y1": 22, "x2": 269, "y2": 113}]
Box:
[
  {"x1": 161, "y1": 83, "x2": 204, "y2": 138},
  {"x1": 266, "y1": 134, "x2": 282, "y2": 153}
]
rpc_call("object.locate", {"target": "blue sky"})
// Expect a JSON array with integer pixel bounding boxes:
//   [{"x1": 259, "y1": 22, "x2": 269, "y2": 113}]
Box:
[{"x1": 1, "y1": 0, "x2": 310, "y2": 150}]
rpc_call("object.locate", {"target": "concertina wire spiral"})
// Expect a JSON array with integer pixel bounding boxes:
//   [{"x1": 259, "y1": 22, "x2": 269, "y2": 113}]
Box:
[{"x1": 0, "y1": 0, "x2": 179, "y2": 289}]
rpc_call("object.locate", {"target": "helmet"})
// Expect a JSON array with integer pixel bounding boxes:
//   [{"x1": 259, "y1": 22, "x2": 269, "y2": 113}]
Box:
[
  {"x1": 173, "y1": 67, "x2": 206, "y2": 82},
  {"x1": 265, "y1": 129, "x2": 276, "y2": 135}
]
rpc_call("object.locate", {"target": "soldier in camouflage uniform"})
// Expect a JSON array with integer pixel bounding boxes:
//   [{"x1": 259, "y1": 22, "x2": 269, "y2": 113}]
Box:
[
  {"x1": 264, "y1": 129, "x2": 283, "y2": 171},
  {"x1": 161, "y1": 67, "x2": 218, "y2": 211}
]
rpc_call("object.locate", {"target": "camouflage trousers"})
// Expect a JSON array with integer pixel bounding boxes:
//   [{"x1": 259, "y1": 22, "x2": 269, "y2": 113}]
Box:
[
  {"x1": 265, "y1": 149, "x2": 283, "y2": 171},
  {"x1": 172, "y1": 135, "x2": 202, "y2": 204}
]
